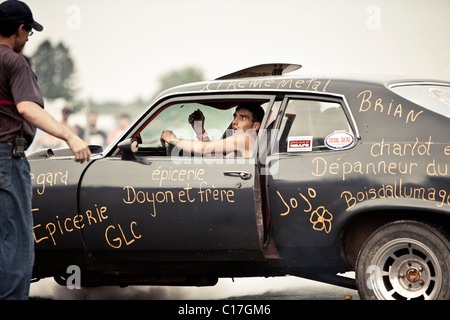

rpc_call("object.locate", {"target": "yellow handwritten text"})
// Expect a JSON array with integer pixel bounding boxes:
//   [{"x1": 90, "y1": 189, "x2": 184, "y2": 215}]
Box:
[
  {"x1": 122, "y1": 182, "x2": 236, "y2": 218},
  {"x1": 198, "y1": 181, "x2": 235, "y2": 203},
  {"x1": 357, "y1": 89, "x2": 423, "y2": 124},
  {"x1": 276, "y1": 188, "x2": 316, "y2": 216},
  {"x1": 151, "y1": 166, "x2": 204, "y2": 187},
  {"x1": 105, "y1": 222, "x2": 141, "y2": 249},
  {"x1": 31, "y1": 170, "x2": 68, "y2": 195},
  {"x1": 276, "y1": 188, "x2": 333, "y2": 233},
  {"x1": 122, "y1": 185, "x2": 178, "y2": 217},
  {"x1": 370, "y1": 137, "x2": 433, "y2": 157},
  {"x1": 201, "y1": 78, "x2": 331, "y2": 93},
  {"x1": 341, "y1": 179, "x2": 450, "y2": 211},
  {"x1": 445, "y1": 145, "x2": 450, "y2": 156},
  {"x1": 312, "y1": 156, "x2": 419, "y2": 181},
  {"x1": 33, "y1": 204, "x2": 108, "y2": 246}
]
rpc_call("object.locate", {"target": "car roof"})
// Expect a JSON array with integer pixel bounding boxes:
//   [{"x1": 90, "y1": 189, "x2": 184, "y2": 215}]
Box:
[{"x1": 154, "y1": 64, "x2": 450, "y2": 102}]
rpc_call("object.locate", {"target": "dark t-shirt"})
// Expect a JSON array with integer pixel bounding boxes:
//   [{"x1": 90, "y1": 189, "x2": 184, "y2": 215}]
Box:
[{"x1": 0, "y1": 44, "x2": 44, "y2": 147}]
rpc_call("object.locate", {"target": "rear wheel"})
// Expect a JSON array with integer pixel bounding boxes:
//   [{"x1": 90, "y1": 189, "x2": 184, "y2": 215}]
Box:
[{"x1": 356, "y1": 220, "x2": 450, "y2": 300}]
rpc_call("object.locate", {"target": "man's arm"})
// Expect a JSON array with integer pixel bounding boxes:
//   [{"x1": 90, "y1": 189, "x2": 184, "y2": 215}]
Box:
[
  {"x1": 188, "y1": 109, "x2": 210, "y2": 141},
  {"x1": 161, "y1": 130, "x2": 252, "y2": 157},
  {"x1": 17, "y1": 101, "x2": 91, "y2": 163}
]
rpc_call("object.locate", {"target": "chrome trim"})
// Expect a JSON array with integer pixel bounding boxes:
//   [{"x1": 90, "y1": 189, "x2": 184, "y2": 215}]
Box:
[
  {"x1": 387, "y1": 81, "x2": 450, "y2": 89},
  {"x1": 341, "y1": 94, "x2": 360, "y2": 139}
]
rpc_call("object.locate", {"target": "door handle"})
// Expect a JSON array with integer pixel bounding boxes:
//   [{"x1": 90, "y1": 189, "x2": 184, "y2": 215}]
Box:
[{"x1": 223, "y1": 171, "x2": 252, "y2": 180}]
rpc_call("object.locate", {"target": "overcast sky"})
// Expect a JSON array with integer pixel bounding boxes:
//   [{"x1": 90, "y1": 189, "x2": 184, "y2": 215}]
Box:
[{"x1": 24, "y1": 0, "x2": 450, "y2": 103}]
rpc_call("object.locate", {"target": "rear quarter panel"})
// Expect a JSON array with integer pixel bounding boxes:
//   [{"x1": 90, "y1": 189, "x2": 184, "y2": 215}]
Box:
[{"x1": 268, "y1": 80, "x2": 450, "y2": 269}]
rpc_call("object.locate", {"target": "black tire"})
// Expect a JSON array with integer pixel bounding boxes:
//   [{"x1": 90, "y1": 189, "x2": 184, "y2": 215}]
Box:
[{"x1": 355, "y1": 220, "x2": 450, "y2": 300}]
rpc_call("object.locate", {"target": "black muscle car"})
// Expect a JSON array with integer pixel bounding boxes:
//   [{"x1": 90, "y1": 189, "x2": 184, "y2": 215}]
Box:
[{"x1": 29, "y1": 64, "x2": 450, "y2": 300}]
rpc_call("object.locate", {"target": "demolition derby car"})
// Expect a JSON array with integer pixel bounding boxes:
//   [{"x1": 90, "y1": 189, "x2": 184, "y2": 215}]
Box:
[{"x1": 29, "y1": 64, "x2": 450, "y2": 300}]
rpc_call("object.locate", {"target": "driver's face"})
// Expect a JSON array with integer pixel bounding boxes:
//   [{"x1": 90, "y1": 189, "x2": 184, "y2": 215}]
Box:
[{"x1": 232, "y1": 109, "x2": 260, "y2": 133}]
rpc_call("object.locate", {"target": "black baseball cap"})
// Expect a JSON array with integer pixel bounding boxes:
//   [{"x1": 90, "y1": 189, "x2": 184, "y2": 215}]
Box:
[{"x1": 0, "y1": 0, "x2": 43, "y2": 31}]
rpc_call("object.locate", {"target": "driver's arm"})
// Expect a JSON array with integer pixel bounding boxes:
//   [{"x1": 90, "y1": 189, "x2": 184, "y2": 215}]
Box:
[{"x1": 161, "y1": 130, "x2": 251, "y2": 157}]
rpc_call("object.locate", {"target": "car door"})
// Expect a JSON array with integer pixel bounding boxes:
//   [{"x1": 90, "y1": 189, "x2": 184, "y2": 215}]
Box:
[
  {"x1": 78, "y1": 95, "x2": 274, "y2": 263},
  {"x1": 264, "y1": 94, "x2": 359, "y2": 260},
  {"x1": 30, "y1": 152, "x2": 94, "y2": 272}
]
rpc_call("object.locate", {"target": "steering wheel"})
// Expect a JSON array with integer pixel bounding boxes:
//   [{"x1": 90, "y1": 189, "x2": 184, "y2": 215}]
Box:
[{"x1": 165, "y1": 142, "x2": 175, "y2": 156}]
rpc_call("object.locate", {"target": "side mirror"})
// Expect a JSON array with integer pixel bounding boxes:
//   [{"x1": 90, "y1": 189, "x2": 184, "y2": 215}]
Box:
[{"x1": 118, "y1": 138, "x2": 139, "y2": 160}]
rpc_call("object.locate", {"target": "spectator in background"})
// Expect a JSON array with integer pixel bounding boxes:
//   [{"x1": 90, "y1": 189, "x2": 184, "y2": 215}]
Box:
[
  {"x1": 61, "y1": 106, "x2": 77, "y2": 133},
  {"x1": 107, "y1": 113, "x2": 131, "y2": 145},
  {"x1": 87, "y1": 111, "x2": 106, "y2": 147},
  {"x1": 31, "y1": 106, "x2": 79, "y2": 151}
]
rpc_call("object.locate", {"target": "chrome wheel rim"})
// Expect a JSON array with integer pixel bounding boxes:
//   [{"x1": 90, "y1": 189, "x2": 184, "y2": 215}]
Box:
[{"x1": 369, "y1": 238, "x2": 442, "y2": 300}]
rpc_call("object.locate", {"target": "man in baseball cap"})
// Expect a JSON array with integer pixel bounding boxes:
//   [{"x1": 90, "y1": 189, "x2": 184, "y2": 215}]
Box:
[
  {"x1": 0, "y1": 0, "x2": 43, "y2": 32},
  {"x1": 0, "y1": 0, "x2": 90, "y2": 300}
]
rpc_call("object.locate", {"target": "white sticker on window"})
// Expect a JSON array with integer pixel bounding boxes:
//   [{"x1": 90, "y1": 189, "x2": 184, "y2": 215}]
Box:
[
  {"x1": 325, "y1": 132, "x2": 354, "y2": 150},
  {"x1": 287, "y1": 136, "x2": 313, "y2": 152}
]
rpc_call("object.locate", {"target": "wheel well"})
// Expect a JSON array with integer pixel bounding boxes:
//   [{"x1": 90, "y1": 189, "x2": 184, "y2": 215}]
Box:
[{"x1": 341, "y1": 209, "x2": 450, "y2": 269}]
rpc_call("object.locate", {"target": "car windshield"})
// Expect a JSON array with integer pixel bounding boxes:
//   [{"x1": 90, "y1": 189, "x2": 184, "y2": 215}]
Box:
[{"x1": 390, "y1": 84, "x2": 450, "y2": 118}]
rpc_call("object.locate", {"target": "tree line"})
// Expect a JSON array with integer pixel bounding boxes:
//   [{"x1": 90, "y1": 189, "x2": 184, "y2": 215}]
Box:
[{"x1": 29, "y1": 39, "x2": 205, "y2": 116}]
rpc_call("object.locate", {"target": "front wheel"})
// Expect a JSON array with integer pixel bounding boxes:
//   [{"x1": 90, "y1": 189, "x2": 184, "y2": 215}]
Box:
[{"x1": 356, "y1": 220, "x2": 450, "y2": 300}]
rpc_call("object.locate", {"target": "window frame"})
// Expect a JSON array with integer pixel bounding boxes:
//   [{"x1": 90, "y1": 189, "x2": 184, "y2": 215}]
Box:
[
  {"x1": 270, "y1": 93, "x2": 359, "y2": 155},
  {"x1": 110, "y1": 93, "x2": 278, "y2": 158}
]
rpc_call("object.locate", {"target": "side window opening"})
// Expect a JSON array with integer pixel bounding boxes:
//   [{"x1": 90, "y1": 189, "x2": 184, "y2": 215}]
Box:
[
  {"x1": 133, "y1": 98, "x2": 271, "y2": 157},
  {"x1": 277, "y1": 98, "x2": 355, "y2": 153},
  {"x1": 139, "y1": 102, "x2": 235, "y2": 148}
]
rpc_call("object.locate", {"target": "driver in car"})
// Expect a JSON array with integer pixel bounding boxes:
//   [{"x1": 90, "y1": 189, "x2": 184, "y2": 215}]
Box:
[{"x1": 160, "y1": 102, "x2": 264, "y2": 158}]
